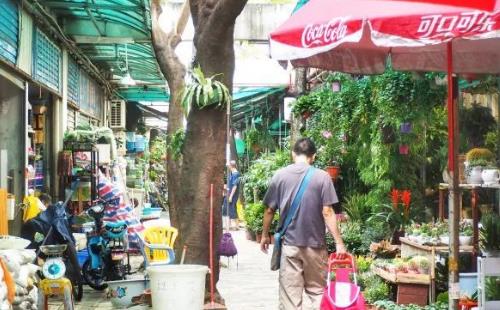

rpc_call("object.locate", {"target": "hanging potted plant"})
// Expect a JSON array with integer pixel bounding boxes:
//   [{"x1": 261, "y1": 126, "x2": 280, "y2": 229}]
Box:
[
  {"x1": 181, "y1": 66, "x2": 231, "y2": 115},
  {"x1": 380, "y1": 124, "x2": 396, "y2": 144},
  {"x1": 325, "y1": 163, "x2": 341, "y2": 181}
]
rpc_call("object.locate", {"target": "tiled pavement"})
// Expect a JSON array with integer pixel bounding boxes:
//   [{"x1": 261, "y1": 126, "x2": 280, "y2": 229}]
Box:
[
  {"x1": 48, "y1": 229, "x2": 281, "y2": 309},
  {"x1": 218, "y1": 230, "x2": 280, "y2": 310}
]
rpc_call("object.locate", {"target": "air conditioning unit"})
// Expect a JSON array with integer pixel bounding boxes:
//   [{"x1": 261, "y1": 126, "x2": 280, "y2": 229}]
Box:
[{"x1": 110, "y1": 100, "x2": 126, "y2": 129}]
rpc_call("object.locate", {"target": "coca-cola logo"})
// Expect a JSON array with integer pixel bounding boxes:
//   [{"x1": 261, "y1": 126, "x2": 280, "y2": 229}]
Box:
[{"x1": 301, "y1": 18, "x2": 348, "y2": 48}]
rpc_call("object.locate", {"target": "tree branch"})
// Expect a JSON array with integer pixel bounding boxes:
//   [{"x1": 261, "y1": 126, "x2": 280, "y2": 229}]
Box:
[{"x1": 214, "y1": 0, "x2": 247, "y2": 26}]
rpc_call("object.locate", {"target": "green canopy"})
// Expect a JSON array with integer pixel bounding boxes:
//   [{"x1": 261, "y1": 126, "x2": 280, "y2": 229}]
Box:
[{"x1": 41, "y1": 0, "x2": 165, "y2": 97}]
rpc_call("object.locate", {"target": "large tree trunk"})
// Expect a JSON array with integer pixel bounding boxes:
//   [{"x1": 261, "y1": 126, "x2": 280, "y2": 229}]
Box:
[
  {"x1": 150, "y1": 0, "x2": 189, "y2": 230},
  {"x1": 176, "y1": 0, "x2": 247, "y2": 302}
]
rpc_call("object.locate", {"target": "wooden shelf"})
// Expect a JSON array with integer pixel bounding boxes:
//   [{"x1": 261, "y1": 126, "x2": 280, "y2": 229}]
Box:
[
  {"x1": 439, "y1": 183, "x2": 500, "y2": 190},
  {"x1": 400, "y1": 237, "x2": 474, "y2": 253},
  {"x1": 373, "y1": 267, "x2": 431, "y2": 285}
]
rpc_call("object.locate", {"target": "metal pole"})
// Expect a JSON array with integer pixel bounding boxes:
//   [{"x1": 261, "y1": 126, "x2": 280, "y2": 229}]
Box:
[{"x1": 447, "y1": 41, "x2": 460, "y2": 310}]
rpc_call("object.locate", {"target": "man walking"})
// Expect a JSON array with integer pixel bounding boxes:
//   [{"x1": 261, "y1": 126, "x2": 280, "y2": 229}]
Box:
[{"x1": 260, "y1": 138, "x2": 346, "y2": 310}]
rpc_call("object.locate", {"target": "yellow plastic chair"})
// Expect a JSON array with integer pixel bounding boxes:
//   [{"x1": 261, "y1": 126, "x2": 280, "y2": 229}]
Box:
[{"x1": 141, "y1": 226, "x2": 178, "y2": 266}]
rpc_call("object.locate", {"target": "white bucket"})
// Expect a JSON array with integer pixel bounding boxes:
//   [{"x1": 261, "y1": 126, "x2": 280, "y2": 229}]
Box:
[{"x1": 147, "y1": 264, "x2": 209, "y2": 310}]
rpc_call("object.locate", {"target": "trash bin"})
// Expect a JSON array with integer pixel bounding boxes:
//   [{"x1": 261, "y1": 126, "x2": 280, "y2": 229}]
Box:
[{"x1": 147, "y1": 264, "x2": 209, "y2": 310}]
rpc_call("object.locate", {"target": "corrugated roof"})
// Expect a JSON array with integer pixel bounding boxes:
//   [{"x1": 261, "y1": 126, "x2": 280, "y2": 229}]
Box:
[{"x1": 40, "y1": 0, "x2": 164, "y2": 91}]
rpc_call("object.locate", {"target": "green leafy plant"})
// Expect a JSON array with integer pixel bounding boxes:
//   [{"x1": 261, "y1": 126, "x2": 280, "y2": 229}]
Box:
[
  {"x1": 374, "y1": 300, "x2": 448, "y2": 310},
  {"x1": 242, "y1": 149, "x2": 291, "y2": 203},
  {"x1": 485, "y1": 276, "x2": 500, "y2": 300},
  {"x1": 480, "y1": 212, "x2": 500, "y2": 254},
  {"x1": 466, "y1": 148, "x2": 495, "y2": 166},
  {"x1": 181, "y1": 66, "x2": 231, "y2": 115},
  {"x1": 460, "y1": 103, "x2": 497, "y2": 148},
  {"x1": 460, "y1": 221, "x2": 473, "y2": 237},
  {"x1": 167, "y1": 129, "x2": 185, "y2": 160},
  {"x1": 244, "y1": 202, "x2": 266, "y2": 233},
  {"x1": 343, "y1": 194, "x2": 372, "y2": 222},
  {"x1": 364, "y1": 275, "x2": 389, "y2": 304}
]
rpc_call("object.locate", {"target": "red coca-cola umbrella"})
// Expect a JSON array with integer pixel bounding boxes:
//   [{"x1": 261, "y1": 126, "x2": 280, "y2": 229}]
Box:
[{"x1": 270, "y1": 0, "x2": 500, "y2": 305}]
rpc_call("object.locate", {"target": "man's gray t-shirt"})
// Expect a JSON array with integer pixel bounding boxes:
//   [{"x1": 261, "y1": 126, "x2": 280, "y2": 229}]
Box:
[{"x1": 263, "y1": 163, "x2": 338, "y2": 248}]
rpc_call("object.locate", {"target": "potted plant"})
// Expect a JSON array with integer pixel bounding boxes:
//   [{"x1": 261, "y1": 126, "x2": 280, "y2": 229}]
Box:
[
  {"x1": 371, "y1": 189, "x2": 412, "y2": 244},
  {"x1": 363, "y1": 275, "x2": 389, "y2": 306},
  {"x1": 181, "y1": 66, "x2": 231, "y2": 115},
  {"x1": 459, "y1": 221, "x2": 473, "y2": 246},
  {"x1": 480, "y1": 212, "x2": 500, "y2": 257},
  {"x1": 465, "y1": 148, "x2": 495, "y2": 184},
  {"x1": 325, "y1": 162, "x2": 341, "y2": 180}
]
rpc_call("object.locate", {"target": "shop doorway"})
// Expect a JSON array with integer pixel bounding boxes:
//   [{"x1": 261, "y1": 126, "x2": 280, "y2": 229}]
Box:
[{"x1": 0, "y1": 74, "x2": 25, "y2": 234}]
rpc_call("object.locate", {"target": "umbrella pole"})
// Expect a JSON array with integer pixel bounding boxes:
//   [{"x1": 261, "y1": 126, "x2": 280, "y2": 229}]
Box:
[{"x1": 446, "y1": 41, "x2": 460, "y2": 310}]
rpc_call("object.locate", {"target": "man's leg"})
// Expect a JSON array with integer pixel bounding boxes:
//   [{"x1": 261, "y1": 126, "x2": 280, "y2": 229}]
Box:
[
  {"x1": 302, "y1": 247, "x2": 328, "y2": 309},
  {"x1": 279, "y1": 245, "x2": 305, "y2": 310}
]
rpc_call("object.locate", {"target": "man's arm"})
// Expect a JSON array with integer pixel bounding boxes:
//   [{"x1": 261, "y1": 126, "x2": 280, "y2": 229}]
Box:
[
  {"x1": 260, "y1": 207, "x2": 275, "y2": 253},
  {"x1": 322, "y1": 206, "x2": 346, "y2": 255},
  {"x1": 228, "y1": 186, "x2": 237, "y2": 203}
]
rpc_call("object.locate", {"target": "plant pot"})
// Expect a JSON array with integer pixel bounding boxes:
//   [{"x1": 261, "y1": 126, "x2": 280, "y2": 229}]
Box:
[
  {"x1": 399, "y1": 144, "x2": 409, "y2": 155},
  {"x1": 366, "y1": 304, "x2": 378, "y2": 310},
  {"x1": 459, "y1": 236, "x2": 473, "y2": 246},
  {"x1": 381, "y1": 125, "x2": 395, "y2": 144},
  {"x1": 482, "y1": 169, "x2": 500, "y2": 184},
  {"x1": 400, "y1": 122, "x2": 412, "y2": 133},
  {"x1": 466, "y1": 166, "x2": 483, "y2": 184},
  {"x1": 440, "y1": 236, "x2": 449, "y2": 245},
  {"x1": 326, "y1": 166, "x2": 340, "y2": 180},
  {"x1": 391, "y1": 230, "x2": 405, "y2": 245},
  {"x1": 245, "y1": 229, "x2": 255, "y2": 241},
  {"x1": 302, "y1": 111, "x2": 312, "y2": 120}
]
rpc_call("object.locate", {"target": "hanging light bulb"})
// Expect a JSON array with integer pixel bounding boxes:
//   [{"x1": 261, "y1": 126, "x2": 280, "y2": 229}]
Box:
[{"x1": 120, "y1": 44, "x2": 136, "y2": 86}]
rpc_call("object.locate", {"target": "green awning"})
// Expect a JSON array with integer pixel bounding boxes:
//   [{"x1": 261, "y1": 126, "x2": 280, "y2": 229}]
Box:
[
  {"x1": 40, "y1": 0, "x2": 165, "y2": 92},
  {"x1": 118, "y1": 86, "x2": 169, "y2": 101}
]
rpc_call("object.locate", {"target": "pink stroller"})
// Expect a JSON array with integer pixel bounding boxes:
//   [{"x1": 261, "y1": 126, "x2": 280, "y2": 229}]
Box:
[{"x1": 320, "y1": 253, "x2": 367, "y2": 310}]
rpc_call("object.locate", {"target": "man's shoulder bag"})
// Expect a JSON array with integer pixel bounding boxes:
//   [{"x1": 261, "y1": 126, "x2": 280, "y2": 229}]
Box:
[{"x1": 271, "y1": 166, "x2": 315, "y2": 271}]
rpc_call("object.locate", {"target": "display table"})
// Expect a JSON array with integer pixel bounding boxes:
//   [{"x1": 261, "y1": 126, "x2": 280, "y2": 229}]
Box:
[
  {"x1": 373, "y1": 267, "x2": 430, "y2": 306},
  {"x1": 437, "y1": 183, "x2": 500, "y2": 267},
  {"x1": 400, "y1": 237, "x2": 474, "y2": 303}
]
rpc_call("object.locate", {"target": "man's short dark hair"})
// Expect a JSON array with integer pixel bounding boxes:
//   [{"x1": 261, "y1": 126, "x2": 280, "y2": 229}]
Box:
[{"x1": 293, "y1": 138, "x2": 317, "y2": 157}]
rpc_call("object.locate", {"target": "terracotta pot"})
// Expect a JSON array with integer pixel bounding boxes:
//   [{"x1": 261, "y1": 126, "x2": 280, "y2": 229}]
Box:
[
  {"x1": 365, "y1": 304, "x2": 378, "y2": 310},
  {"x1": 326, "y1": 166, "x2": 340, "y2": 180}
]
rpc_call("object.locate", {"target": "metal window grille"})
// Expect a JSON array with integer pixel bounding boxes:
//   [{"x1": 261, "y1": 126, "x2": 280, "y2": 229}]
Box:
[
  {"x1": 0, "y1": 0, "x2": 18, "y2": 64},
  {"x1": 33, "y1": 28, "x2": 61, "y2": 91}
]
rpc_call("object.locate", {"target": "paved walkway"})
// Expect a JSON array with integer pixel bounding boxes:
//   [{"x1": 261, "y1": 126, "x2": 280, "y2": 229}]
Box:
[
  {"x1": 218, "y1": 230, "x2": 279, "y2": 310},
  {"x1": 49, "y1": 228, "x2": 280, "y2": 309}
]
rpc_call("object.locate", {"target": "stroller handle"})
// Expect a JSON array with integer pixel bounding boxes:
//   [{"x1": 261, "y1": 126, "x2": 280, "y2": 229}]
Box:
[{"x1": 329, "y1": 253, "x2": 355, "y2": 267}]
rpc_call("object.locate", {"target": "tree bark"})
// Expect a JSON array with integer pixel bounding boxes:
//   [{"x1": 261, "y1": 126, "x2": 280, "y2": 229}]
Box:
[
  {"x1": 150, "y1": 0, "x2": 189, "y2": 231},
  {"x1": 176, "y1": 0, "x2": 247, "y2": 302}
]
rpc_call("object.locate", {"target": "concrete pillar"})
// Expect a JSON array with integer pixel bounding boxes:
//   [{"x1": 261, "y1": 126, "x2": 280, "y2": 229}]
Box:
[{"x1": 51, "y1": 49, "x2": 69, "y2": 199}]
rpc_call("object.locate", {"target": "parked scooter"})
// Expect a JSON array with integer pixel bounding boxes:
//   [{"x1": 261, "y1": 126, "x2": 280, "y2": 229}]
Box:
[
  {"x1": 38, "y1": 244, "x2": 75, "y2": 310},
  {"x1": 21, "y1": 195, "x2": 83, "y2": 302},
  {"x1": 82, "y1": 201, "x2": 129, "y2": 290}
]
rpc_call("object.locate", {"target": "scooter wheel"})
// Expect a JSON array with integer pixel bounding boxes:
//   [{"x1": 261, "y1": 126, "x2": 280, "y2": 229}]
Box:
[{"x1": 82, "y1": 260, "x2": 107, "y2": 290}]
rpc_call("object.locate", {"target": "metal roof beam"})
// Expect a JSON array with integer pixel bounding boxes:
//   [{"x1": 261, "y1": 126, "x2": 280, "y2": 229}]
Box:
[
  {"x1": 72, "y1": 35, "x2": 151, "y2": 44},
  {"x1": 85, "y1": 7, "x2": 104, "y2": 36},
  {"x1": 43, "y1": 2, "x2": 143, "y2": 10}
]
